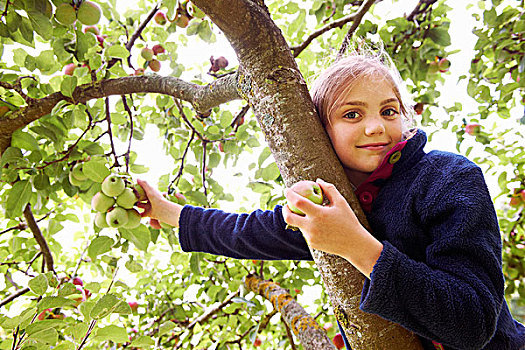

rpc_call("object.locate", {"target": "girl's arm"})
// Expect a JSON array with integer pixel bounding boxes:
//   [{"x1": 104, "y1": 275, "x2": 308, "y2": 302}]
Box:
[{"x1": 136, "y1": 179, "x2": 312, "y2": 261}]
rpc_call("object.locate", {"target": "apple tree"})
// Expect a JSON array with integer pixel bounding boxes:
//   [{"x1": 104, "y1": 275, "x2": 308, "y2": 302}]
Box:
[{"x1": 0, "y1": 0, "x2": 523, "y2": 349}]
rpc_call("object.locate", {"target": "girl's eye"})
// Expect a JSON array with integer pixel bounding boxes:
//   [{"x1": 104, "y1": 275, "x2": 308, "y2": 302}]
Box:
[
  {"x1": 382, "y1": 108, "x2": 399, "y2": 118},
  {"x1": 343, "y1": 111, "x2": 359, "y2": 119}
]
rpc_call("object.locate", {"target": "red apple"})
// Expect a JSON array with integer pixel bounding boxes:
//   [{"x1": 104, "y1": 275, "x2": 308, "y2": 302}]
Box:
[
  {"x1": 253, "y1": 338, "x2": 262, "y2": 347},
  {"x1": 154, "y1": 11, "x2": 167, "y2": 25},
  {"x1": 149, "y1": 59, "x2": 161, "y2": 72},
  {"x1": 173, "y1": 193, "x2": 186, "y2": 205},
  {"x1": 218, "y1": 142, "x2": 225, "y2": 152},
  {"x1": 37, "y1": 309, "x2": 51, "y2": 321},
  {"x1": 333, "y1": 333, "x2": 345, "y2": 349},
  {"x1": 287, "y1": 180, "x2": 324, "y2": 215},
  {"x1": 128, "y1": 301, "x2": 139, "y2": 312},
  {"x1": 465, "y1": 123, "x2": 481, "y2": 136},
  {"x1": 133, "y1": 68, "x2": 145, "y2": 76},
  {"x1": 95, "y1": 35, "x2": 105, "y2": 48},
  {"x1": 510, "y1": 196, "x2": 523, "y2": 207},
  {"x1": 520, "y1": 190, "x2": 525, "y2": 201},
  {"x1": 414, "y1": 102, "x2": 424, "y2": 115},
  {"x1": 72, "y1": 277, "x2": 83, "y2": 286},
  {"x1": 64, "y1": 63, "x2": 76, "y2": 76},
  {"x1": 83, "y1": 25, "x2": 100, "y2": 35},
  {"x1": 152, "y1": 44, "x2": 165, "y2": 55}
]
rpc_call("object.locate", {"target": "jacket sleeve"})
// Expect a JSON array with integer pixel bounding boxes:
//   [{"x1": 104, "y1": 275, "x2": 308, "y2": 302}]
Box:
[
  {"x1": 360, "y1": 163, "x2": 504, "y2": 349},
  {"x1": 178, "y1": 204, "x2": 313, "y2": 261}
]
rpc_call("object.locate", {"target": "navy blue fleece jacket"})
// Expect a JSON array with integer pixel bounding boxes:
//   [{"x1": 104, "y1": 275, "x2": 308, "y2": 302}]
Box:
[{"x1": 178, "y1": 129, "x2": 525, "y2": 349}]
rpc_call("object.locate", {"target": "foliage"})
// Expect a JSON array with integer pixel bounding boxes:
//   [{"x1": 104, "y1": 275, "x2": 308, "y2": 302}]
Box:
[{"x1": 0, "y1": 0, "x2": 523, "y2": 349}]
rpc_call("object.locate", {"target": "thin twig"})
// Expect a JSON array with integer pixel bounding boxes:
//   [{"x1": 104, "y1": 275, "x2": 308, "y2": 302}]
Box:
[
  {"x1": 337, "y1": 0, "x2": 376, "y2": 59},
  {"x1": 23, "y1": 204, "x2": 54, "y2": 272},
  {"x1": 121, "y1": 95, "x2": 135, "y2": 173}
]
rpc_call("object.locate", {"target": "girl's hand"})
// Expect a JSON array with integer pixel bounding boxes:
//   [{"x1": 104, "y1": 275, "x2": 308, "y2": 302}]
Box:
[
  {"x1": 136, "y1": 179, "x2": 183, "y2": 229},
  {"x1": 282, "y1": 179, "x2": 383, "y2": 278}
]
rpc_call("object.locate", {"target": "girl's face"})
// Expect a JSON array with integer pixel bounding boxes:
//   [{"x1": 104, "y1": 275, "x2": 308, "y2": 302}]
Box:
[{"x1": 325, "y1": 75, "x2": 403, "y2": 187}]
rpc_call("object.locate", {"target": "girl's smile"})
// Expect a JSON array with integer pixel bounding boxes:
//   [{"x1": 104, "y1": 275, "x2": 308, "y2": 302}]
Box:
[{"x1": 325, "y1": 75, "x2": 403, "y2": 187}]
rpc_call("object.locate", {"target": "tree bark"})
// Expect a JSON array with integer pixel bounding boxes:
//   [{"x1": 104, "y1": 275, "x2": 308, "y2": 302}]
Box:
[
  {"x1": 191, "y1": 0, "x2": 422, "y2": 348},
  {"x1": 245, "y1": 275, "x2": 336, "y2": 349}
]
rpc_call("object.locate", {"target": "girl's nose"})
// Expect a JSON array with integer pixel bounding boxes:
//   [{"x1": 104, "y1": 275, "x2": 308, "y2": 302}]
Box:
[{"x1": 364, "y1": 117, "x2": 385, "y2": 135}]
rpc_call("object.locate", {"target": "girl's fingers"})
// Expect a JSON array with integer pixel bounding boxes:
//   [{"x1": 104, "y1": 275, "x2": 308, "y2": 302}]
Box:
[{"x1": 316, "y1": 178, "x2": 343, "y2": 206}]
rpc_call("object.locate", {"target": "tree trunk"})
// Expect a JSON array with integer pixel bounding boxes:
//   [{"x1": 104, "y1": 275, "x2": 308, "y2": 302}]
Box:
[{"x1": 191, "y1": 0, "x2": 423, "y2": 348}]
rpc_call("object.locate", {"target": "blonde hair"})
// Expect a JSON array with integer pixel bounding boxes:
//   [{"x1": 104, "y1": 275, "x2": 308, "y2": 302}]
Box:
[{"x1": 310, "y1": 46, "x2": 415, "y2": 139}]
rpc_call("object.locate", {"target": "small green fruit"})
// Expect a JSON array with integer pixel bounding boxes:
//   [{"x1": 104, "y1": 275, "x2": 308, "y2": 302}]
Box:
[
  {"x1": 287, "y1": 180, "x2": 323, "y2": 215},
  {"x1": 101, "y1": 174, "x2": 125, "y2": 197},
  {"x1": 91, "y1": 191, "x2": 115, "y2": 212},
  {"x1": 77, "y1": 1, "x2": 101, "y2": 26},
  {"x1": 94, "y1": 212, "x2": 109, "y2": 228},
  {"x1": 69, "y1": 172, "x2": 83, "y2": 186},
  {"x1": 72, "y1": 163, "x2": 87, "y2": 181},
  {"x1": 141, "y1": 48, "x2": 154, "y2": 61},
  {"x1": 123, "y1": 208, "x2": 141, "y2": 229},
  {"x1": 106, "y1": 207, "x2": 128, "y2": 228},
  {"x1": 55, "y1": 3, "x2": 77, "y2": 25},
  {"x1": 116, "y1": 188, "x2": 137, "y2": 209},
  {"x1": 133, "y1": 184, "x2": 147, "y2": 201}
]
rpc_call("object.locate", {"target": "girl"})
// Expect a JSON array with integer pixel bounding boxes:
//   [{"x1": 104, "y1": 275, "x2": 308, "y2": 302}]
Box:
[{"x1": 137, "y1": 51, "x2": 525, "y2": 349}]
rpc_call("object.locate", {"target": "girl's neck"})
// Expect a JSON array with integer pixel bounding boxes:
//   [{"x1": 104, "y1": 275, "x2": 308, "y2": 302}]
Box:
[{"x1": 344, "y1": 168, "x2": 371, "y2": 190}]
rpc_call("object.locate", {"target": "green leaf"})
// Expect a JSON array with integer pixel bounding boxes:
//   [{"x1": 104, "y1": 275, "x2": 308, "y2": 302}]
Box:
[
  {"x1": 37, "y1": 296, "x2": 77, "y2": 312},
  {"x1": 428, "y1": 27, "x2": 451, "y2": 46},
  {"x1": 27, "y1": 11, "x2": 53, "y2": 40},
  {"x1": 87, "y1": 236, "x2": 114, "y2": 261},
  {"x1": 261, "y1": 162, "x2": 280, "y2": 181},
  {"x1": 130, "y1": 335, "x2": 155, "y2": 347},
  {"x1": 190, "y1": 252, "x2": 202, "y2": 275},
  {"x1": 5, "y1": 180, "x2": 32, "y2": 218},
  {"x1": 219, "y1": 111, "x2": 233, "y2": 128},
  {"x1": 158, "y1": 321, "x2": 176, "y2": 337},
  {"x1": 83, "y1": 159, "x2": 110, "y2": 182},
  {"x1": 11, "y1": 129, "x2": 39, "y2": 151},
  {"x1": 65, "y1": 322, "x2": 89, "y2": 341},
  {"x1": 90, "y1": 294, "x2": 120, "y2": 319},
  {"x1": 28, "y1": 274, "x2": 49, "y2": 296},
  {"x1": 94, "y1": 325, "x2": 128, "y2": 343},
  {"x1": 27, "y1": 327, "x2": 58, "y2": 345},
  {"x1": 60, "y1": 75, "x2": 78, "y2": 98},
  {"x1": 106, "y1": 45, "x2": 130, "y2": 59},
  {"x1": 26, "y1": 319, "x2": 65, "y2": 336},
  {"x1": 119, "y1": 225, "x2": 151, "y2": 251}
]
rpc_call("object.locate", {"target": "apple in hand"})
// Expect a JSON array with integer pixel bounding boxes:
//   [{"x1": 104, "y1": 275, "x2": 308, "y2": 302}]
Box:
[{"x1": 286, "y1": 180, "x2": 323, "y2": 215}]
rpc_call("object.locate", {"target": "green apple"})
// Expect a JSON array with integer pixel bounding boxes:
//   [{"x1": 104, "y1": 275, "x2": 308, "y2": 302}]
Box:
[
  {"x1": 101, "y1": 174, "x2": 125, "y2": 197},
  {"x1": 286, "y1": 180, "x2": 323, "y2": 215},
  {"x1": 123, "y1": 208, "x2": 141, "y2": 229},
  {"x1": 77, "y1": 1, "x2": 101, "y2": 26},
  {"x1": 106, "y1": 206, "x2": 128, "y2": 228},
  {"x1": 55, "y1": 3, "x2": 76, "y2": 25},
  {"x1": 141, "y1": 48, "x2": 154, "y2": 61},
  {"x1": 72, "y1": 163, "x2": 87, "y2": 181},
  {"x1": 69, "y1": 171, "x2": 84, "y2": 187},
  {"x1": 133, "y1": 183, "x2": 147, "y2": 201},
  {"x1": 94, "y1": 212, "x2": 109, "y2": 228},
  {"x1": 91, "y1": 191, "x2": 115, "y2": 212},
  {"x1": 116, "y1": 188, "x2": 137, "y2": 209}
]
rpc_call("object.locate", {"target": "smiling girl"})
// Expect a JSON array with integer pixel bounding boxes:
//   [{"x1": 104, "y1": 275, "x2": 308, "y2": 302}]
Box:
[{"x1": 137, "y1": 50, "x2": 525, "y2": 349}]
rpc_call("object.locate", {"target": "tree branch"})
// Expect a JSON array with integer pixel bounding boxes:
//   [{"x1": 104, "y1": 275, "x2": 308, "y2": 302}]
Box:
[
  {"x1": 0, "y1": 287, "x2": 30, "y2": 308},
  {"x1": 292, "y1": 0, "x2": 375, "y2": 58},
  {"x1": 0, "y1": 73, "x2": 240, "y2": 155},
  {"x1": 23, "y1": 204, "x2": 54, "y2": 272},
  {"x1": 245, "y1": 274, "x2": 336, "y2": 349},
  {"x1": 337, "y1": 0, "x2": 376, "y2": 58}
]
